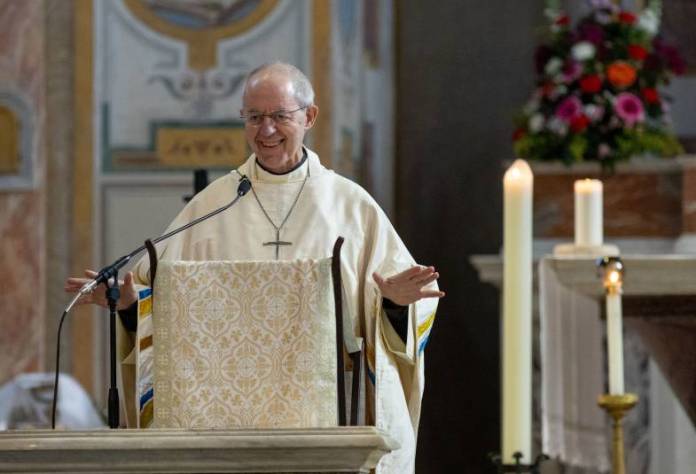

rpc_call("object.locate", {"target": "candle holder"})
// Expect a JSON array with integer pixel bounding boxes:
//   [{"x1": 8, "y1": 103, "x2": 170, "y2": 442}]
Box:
[
  {"x1": 489, "y1": 452, "x2": 549, "y2": 473},
  {"x1": 598, "y1": 393, "x2": 638, "y2": 474}
]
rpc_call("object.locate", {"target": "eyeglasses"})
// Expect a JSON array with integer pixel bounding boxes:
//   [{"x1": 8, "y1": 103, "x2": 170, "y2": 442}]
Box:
[{"x1": 240, "y1": 106, "x2": 308, "y2": 126}]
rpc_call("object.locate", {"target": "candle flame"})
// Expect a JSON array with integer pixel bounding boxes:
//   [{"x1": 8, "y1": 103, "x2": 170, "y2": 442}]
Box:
[{"x1": 608, "y1": 270, "x2": 620, "y2": 284}]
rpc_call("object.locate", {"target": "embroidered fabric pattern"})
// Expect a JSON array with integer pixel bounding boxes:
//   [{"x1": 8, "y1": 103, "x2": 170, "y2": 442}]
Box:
[{"x1": 150, "y1": 259, "x2": 337, "y2": 428}]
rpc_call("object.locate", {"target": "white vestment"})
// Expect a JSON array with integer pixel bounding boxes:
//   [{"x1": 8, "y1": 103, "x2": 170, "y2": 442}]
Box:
[{"x1": 130, "y1": 148, "x2": 438, "y2": 474}]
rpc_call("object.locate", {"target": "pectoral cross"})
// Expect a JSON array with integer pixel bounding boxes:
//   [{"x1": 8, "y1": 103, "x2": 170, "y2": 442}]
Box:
[{"x1": 263, "y1": 229, "x2": 292, "y2": 260}]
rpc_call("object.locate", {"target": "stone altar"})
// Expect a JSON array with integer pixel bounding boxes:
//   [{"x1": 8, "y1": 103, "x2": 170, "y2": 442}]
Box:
[{"x1": 472, "y1": 253, "x2": 696, "y2": 473}]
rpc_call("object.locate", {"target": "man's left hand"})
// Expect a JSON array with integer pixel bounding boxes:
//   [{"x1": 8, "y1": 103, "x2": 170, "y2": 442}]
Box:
[{"x1": 373, "y1": 265, "x2": 445, "y2": 307}]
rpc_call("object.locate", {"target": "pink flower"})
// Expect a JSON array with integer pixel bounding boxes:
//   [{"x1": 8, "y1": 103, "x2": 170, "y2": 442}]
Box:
[
  {"x1": 578, "y1": 22, "x2": 604, "y2": 45},
  {"x1": 555, "y1": 96, "x2": 583, "y2": 123},
  {"x1": 614, "y1": 92, "x2": 644, "y2": 126}
]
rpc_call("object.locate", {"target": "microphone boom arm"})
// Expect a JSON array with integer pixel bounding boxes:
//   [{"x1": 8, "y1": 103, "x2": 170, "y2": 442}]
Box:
[{"x1": 76, "y1": 175, "x2": 251, "y2": 297}]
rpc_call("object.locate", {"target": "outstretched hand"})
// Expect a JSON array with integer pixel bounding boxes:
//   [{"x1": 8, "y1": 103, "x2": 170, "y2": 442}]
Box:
[
  {"x1": 373, "y1": 265, "x2": 445, "y2": 307},
  {"x1": 64, "y1": 269, "x2": 138, "y2": 310}
]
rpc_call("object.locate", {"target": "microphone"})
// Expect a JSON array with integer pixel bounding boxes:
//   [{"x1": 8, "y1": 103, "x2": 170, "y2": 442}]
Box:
[
  {"x1": 70, "y1": 174, "x2": 252, "y2": 304},
  {"x1": 237, "y1": 175, "x2": 251, "y2": 196},
  {"x1": 78, "y1": 258, "x2": 129, "y2": 296}
]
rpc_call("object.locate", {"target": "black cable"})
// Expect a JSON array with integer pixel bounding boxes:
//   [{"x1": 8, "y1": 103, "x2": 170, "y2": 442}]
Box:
[{"x1": 51, "y1": 310, "x2": 69, "y2": 429}]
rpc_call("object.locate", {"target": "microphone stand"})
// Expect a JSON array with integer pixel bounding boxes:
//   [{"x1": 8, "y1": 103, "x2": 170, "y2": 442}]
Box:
[
  {"x1": 106, "y1": 269, "x2": 120, "y2": 428},
  {"x1": 58, "y1": 175, "x2": 251, "y2": 429}
]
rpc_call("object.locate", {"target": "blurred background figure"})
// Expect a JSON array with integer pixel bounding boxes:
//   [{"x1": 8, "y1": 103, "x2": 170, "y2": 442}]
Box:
[{"x1": 0, "y1": 373, "x2": 105, "y2": 430}]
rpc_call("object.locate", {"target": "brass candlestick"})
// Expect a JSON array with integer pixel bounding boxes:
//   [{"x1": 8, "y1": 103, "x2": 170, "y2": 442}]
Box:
[{"x1": 597, "y1": 393, "x2": 638, "y2": 474}]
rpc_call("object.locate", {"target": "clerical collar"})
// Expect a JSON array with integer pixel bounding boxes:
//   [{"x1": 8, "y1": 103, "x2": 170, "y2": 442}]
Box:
[{"x1": 255, "y1": 148, "x2": 308, "y2": 176}]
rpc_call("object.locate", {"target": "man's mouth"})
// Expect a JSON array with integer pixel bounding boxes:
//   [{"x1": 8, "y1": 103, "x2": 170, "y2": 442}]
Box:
[{"x1": 259, "y1": 140, "x2": 283, "y2": 149}]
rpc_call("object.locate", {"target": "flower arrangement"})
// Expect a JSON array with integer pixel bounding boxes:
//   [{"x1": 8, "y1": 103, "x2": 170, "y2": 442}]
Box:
[{"x1": 513, "y1": 0, "x2": 685, "y2": 169}]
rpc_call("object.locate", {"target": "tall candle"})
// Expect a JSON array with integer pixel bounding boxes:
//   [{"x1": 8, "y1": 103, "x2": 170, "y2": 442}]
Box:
[
  {"x1": 605, "y1": 270, "x2": 625, "y2": 394},
  {"x1": 502, "y1": 159, "x2": 533, "y2": 463},
  {"x1": 574, "y1": 179, "x2": 603, "y2": 247}
]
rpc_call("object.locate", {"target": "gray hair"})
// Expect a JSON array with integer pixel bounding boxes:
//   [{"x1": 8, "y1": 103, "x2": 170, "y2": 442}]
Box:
[{"x1": 244, "y1": 62, "x2": 315, "y2": 106}]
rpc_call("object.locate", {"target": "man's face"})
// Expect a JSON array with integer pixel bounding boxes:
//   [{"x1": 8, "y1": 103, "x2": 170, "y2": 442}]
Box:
[{"x1": 242, "y1": 73, "x2": 318, "y2": 173}]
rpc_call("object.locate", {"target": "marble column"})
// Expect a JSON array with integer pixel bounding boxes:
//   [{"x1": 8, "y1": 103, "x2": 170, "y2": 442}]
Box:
[
  {"x1": 43, "y1": 0, "x2": 75, "y2": 374},
  {"x1": 0, "y1": 0, "x2": 47, "y2": 384}
]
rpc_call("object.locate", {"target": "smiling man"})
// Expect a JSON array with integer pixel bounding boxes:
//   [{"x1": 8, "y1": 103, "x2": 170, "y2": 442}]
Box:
[
  {"x1": 242, "y1": 64, "x2": 318, "y2": 174},
  {"x1": 66, "y1": 62, "x2": 443, "y2": 474}
]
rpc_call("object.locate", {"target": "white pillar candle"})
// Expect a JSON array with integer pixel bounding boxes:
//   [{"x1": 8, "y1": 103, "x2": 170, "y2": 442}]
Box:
[
  {"x1": 502, "y1": 159, "x2": 533, "y2": 463},
  {"x1": 574, "y1": 179, "x2": 603, "y2": 247},
  {"x1": 605, "y1": 272, "x2": 625, "y2": 394}
]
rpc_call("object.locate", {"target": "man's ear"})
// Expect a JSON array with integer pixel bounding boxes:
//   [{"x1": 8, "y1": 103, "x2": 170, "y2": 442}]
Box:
[{"x1": 304, "y1": 104, "x2": 319, "y2": 129}]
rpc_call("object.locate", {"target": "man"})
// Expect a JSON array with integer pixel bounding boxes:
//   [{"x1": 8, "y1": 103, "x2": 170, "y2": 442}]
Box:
[{"x1": 66, "y1": 62, "x2": 443, "y2": 473}]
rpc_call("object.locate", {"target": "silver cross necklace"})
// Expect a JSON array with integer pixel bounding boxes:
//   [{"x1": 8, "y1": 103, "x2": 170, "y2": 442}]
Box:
[{"x1": 250, "y1": 160, "x2": 310, "y2": 260}]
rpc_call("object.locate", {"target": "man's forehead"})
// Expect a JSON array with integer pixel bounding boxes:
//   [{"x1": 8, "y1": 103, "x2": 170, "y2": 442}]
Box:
[
  {"x1": 244, "y1": 73, "x2": 296, "y2": 106},
  {"x1": 248, "y1": 70, "x2": 293, "y2": 88}
]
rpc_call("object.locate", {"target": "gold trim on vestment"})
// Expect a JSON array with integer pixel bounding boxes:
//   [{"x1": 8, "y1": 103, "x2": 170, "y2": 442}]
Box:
[{"x1": 417, "y1": 312, "x2": 436, "y2": 339}]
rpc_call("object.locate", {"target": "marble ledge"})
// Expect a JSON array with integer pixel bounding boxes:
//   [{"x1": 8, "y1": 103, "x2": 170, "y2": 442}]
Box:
[
  {"x1": 504, "y1": 154, "x2": 696, "y2": 174},
  {"x1": 0, "y1": 427, "x2": 398, "y2": 473},
  {"x1": 471, "y1": 253, "x2": 696, "y2": 298}
]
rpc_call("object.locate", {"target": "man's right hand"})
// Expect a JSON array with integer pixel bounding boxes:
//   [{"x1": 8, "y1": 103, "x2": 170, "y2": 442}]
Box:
[{"x1": 64, "y1": 269, "x2": 138, "y2": 310}]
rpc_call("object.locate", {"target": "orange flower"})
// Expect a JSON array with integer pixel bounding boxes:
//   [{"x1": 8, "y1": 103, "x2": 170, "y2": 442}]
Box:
[{"x1": 607, "y1": 62, "x2": 637, "y2": 88}]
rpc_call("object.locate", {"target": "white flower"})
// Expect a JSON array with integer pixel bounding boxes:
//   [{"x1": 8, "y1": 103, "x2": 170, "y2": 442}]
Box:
[
  {"x1": 638, "y1": 10, "x2": 659, "y2": 37},
  {"x1": 547, "y1": 117, "x2": 568, "y2": 136},
  {"x1": 571, "y1": 42, "x2": 596, "y2": 61},
  {"x1": 584, "y1": 104, "x2": 604, "y2": 122},
  {"x1": 524, "y1": 98, "x2": 540, "y2": 115},
  {"x1": 544, "y1": 8, "x2": 560, "y2": 21},
  {"x1": 545, "y1": 57, "x2": 563, "y2": 75},
  {"x1": 529, "y1": 114, "x2": 545, "y2": 133}
]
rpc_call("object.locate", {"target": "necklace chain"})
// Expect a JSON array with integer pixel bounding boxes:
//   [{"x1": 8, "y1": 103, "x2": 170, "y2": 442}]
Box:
[{"x1": 251, "y1": 162, "x2": 310, "y2": 235}]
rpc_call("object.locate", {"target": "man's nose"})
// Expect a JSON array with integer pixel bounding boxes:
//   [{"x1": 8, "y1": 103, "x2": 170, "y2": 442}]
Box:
[{"x1": 258, "y1": 117, "x2": 277, "y2": 135}]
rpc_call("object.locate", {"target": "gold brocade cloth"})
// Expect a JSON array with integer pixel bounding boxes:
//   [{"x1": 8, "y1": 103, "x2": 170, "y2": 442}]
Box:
[{"x1": 143, "y1": 259, "x2": 337, "y2": 429}]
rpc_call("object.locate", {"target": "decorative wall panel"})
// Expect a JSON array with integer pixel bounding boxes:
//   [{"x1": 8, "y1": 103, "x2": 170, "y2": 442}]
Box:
[{"x1": 96, "y1": 0, "x2": 306, "y2": 172}]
